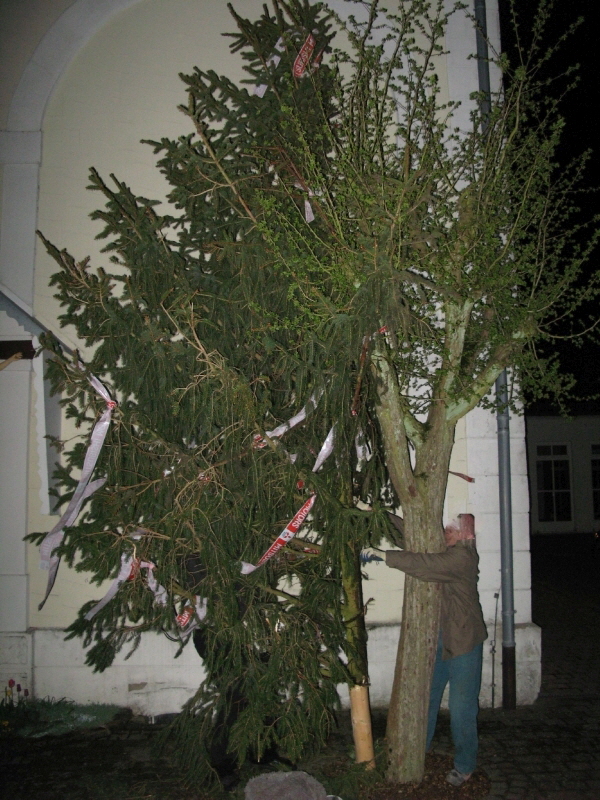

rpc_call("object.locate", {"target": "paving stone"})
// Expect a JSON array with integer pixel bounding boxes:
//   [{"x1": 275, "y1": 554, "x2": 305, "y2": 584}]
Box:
[{"x1": 474, "y1": 537, "x2": 600, "y2": 799}]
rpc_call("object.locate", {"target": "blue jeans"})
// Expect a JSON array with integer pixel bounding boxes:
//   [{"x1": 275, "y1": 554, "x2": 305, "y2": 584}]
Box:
[{"x1": 426, "y1": 636, "x2": 483, "y2": 775}]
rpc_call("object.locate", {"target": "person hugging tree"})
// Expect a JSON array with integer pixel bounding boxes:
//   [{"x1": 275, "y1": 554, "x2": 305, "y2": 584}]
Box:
[{"x1": 385, "y1": 513, "x2": 486, "y2": 787}]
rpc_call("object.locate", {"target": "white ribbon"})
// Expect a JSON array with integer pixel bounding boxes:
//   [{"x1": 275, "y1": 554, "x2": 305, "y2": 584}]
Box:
[
  {"x1": 264, "y1": 388, "x2": 323, "y2": 440},
  {"x1": 355, "y1": 429, "x2": 370, "y2": 471},
  {"x1": 85, "y1": 556, "x2": 169, "y2": 621},
  {"x1": 144, "y1": 561, "x2": 169, "y2": 606},
  {"x1": 84, "y1": 553, "x2": 133, "y2": 620},
  {"x1": 254, "y1": 36, "x2": 285, "y2": 97},
  {"x1": 311, "y1": 425, "x2": 335, "y2": 473},
  {"x1": 304, "y1": 198, "x2": 315, "y2": 223},
  {"x1": 38, "y1": 371, "x2": 116, "y2": 610}
]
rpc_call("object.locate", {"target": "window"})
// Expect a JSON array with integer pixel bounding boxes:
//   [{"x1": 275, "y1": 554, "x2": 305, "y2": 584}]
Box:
[
  {"x1": 592, "y1": 445, "x2": 600, "y2": 521},
  {"x1": 536, "y1": 444, "x2": 571, "y2": 522}
]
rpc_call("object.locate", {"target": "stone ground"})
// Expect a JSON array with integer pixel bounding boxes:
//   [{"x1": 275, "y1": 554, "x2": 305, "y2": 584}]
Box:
[{"x1": 0, "y1": 533, "x2": 598, "y2": 799}]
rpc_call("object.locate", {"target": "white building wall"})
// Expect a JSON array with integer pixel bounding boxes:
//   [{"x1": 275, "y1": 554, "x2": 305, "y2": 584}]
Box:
[
  {"x1": 0, "y1": 0, "x2": 539, "y2": 715},
  {"x1": 526, "y1": 415, "x2": 600, "y2": 535},
  {"x1": 0, "y1": 309, "x2": 33, "y2": 691}
]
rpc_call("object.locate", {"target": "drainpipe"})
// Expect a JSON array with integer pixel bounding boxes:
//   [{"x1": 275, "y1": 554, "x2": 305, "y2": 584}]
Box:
[
  {"x1": 473, "y1": 0, "x2": 517, "y2": 710},
  {"x1": 495, "y1": 371, "x2": 516, "y2": 709}
]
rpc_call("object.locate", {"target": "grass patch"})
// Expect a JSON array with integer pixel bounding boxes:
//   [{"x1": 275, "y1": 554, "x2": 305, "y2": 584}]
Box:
[{"x1": 0, "y1": 696, "x2": 123, "y2": 738}]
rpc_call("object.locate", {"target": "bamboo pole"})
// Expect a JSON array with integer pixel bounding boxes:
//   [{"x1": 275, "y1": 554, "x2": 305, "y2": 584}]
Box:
[{"x1": 349, "y1": 684, "x2": 376, "y2": 768}]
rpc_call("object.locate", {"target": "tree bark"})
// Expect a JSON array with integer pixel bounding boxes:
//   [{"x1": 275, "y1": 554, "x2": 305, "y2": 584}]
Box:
[
  {"x1": 384, "y1": 504, "x2": 444, "y2": 783},
  {"x1": 372, "y1": 348, "x2": 456, "y2": 783}
]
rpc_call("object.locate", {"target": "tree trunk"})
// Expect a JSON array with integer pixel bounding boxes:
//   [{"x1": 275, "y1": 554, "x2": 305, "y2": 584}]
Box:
[
  {"x1": 385, "y1": 503, "x2": 444, "y2": 783},
  {"x1": 372, "y1": 348, "x2": 456, "y2": 782}
]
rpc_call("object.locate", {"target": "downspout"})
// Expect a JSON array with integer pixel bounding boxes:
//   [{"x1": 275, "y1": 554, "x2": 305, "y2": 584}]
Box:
[
  {"x1": 495, "y1": 371, "x2": 516, "y2": 708},
  {"x1": 473, "y1": 0, "x2": 517, "y2": 710}
]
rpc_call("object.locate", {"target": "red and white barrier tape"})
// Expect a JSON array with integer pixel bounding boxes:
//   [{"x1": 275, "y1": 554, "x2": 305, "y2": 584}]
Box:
[
  {"x1": 254, "y1": 31, "x2": 322, "y2": 98},
  {"x1": 293, "y1": 33, "x2": 316, "y2": 78},
  {"x1": 241, "y1": 421, "x2": 335, "y2": 574},
  {"x1": 241, "y1": 492, "x2": 317, "y2": 575},
  {"x1": 175, "y1": 596, "x2": 208, "y2": 634}
]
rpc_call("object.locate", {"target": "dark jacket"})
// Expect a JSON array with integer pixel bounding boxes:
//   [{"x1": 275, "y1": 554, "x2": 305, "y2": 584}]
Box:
[{"x1": 386, "y1": 541, "x2": 487, "y2": 660}]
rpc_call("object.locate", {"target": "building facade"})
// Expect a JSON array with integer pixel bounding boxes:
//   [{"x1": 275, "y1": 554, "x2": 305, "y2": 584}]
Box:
[
  {"x1": 0, "y1": 0, "x2": 540, "y2": 716},
  {"x1": 527, "y1": 415, "x2": 600, "y2": 536}
]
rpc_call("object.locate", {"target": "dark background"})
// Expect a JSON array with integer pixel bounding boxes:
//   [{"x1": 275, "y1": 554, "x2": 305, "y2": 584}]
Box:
[{"x1": 497, "y1": 0, "x2": 600, "y2": 414}]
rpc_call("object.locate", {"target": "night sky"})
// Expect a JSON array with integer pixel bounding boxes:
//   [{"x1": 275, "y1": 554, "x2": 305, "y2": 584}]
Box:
[{"x1": 498, "y1": 1, "x2": 600, "y2": 413}]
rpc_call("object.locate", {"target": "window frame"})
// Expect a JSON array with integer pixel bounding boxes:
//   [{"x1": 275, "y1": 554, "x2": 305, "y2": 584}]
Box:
[{"x1": 535, "y1": 442, "x2": 573, "y2": 524}]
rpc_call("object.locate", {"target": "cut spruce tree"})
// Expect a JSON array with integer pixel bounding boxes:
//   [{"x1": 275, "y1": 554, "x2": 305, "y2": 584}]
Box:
[{"x1": 34, "y1": 0, "x2": 598, "y2": 786}]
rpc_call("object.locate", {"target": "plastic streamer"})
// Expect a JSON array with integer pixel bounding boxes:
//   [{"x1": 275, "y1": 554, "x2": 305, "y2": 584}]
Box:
[
  {"x1": 38, "y1": 368, "x2": 117, "y2": 610},
  {"x1": 84, "y1": 553, "x2": 134, "y2": 620},
  {"x1": 84, "y1": 546, "x2": 203, "y2": 635},
  {"x1": 254, "y1": 36, "x2": 285, "y2": 98},
  {"x1": 241, "y1": 422, "x2": 335, "y2": 574},
  {"x1": 241, "y1": 493, "x2": 317, "y2": 575}
]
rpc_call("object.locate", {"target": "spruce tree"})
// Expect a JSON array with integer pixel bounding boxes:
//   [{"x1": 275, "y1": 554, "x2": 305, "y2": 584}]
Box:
[{"x1": 34, "y1": 0, "x2": 598, "y2": 787}]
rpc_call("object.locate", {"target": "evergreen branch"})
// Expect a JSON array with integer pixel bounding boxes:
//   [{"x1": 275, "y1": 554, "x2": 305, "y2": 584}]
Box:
[
  {"x1": 192, "y1": 120, "x2": 259, "y2": 224},
  {"x1": 255, "y1": 584, "x2": 302, "y2": 606}
]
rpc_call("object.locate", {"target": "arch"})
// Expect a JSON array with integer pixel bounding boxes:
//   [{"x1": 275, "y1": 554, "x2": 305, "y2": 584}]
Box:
[
  {"x1": 0, "y1": 1, "x2": 146, "y2": 637},
  {"x1": 7, "y1": 0, "x2": 145, "y2": 132},
  {"x1": 1, "y1": 0, "x2": 146, "y2": 307}
]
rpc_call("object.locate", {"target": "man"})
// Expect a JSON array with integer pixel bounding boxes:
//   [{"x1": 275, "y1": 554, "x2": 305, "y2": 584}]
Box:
[{"x1": 385, "y1": 513, "x2": 487, "y2": 787}]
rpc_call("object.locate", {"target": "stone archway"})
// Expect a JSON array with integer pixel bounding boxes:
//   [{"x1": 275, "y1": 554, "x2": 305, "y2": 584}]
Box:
[{"x1": 1, "y1": 0, "x2": 144, "y2": 307}]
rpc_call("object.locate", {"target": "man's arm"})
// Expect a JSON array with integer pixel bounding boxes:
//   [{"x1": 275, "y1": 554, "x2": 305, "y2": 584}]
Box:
[{"x1": 385, "y1": 547, "x2": 468, "y2": 582}]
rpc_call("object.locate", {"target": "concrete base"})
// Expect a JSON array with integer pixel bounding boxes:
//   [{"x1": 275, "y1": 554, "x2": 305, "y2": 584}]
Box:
[
  {"x1": 0, "y1": 630, "x2": 205, "y2": 717},
  {"x1": 0, "y1": 632, "x2": 32, "y2": 696},
  {"x1": 1, "y1": 622, "x2": 540, "y2": 716}
]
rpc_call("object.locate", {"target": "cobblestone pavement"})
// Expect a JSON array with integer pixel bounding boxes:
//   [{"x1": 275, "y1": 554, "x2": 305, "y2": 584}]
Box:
[
  {"x1": 434, "y1": 534, "x2": 600, "y2": 800},
  {"x1": 1, "y1": 536, "x2": 598, "y2": 800}
]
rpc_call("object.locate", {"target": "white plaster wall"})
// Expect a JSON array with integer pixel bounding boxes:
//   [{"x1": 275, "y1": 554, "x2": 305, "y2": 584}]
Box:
[
  {"x1": 466, "y1": 405, "x2": 532, "y2": 626},
  {"x1": 34, "y1": 0, "x2": 265, "y2": 346},
  {"x1": 0, "y1": 633, "x2": 33, "y2": 697},
  {"x1": 0, "y1": 313, "x2": 32, "y2": 635},
  {"x1": 26, "y1": 620, "x2": 540, "y2": 716},
  {"x1": 0, "y1": 0, "x2": 77, "y2": 128},
  {"x1": 32, "y1": 629, "x2": 204, "y2": 715}
]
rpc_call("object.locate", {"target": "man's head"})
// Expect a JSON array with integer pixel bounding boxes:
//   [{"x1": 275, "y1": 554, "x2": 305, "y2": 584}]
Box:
[{"x1": 444, "y1": 513, "x2": 475, "y2": 547}]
